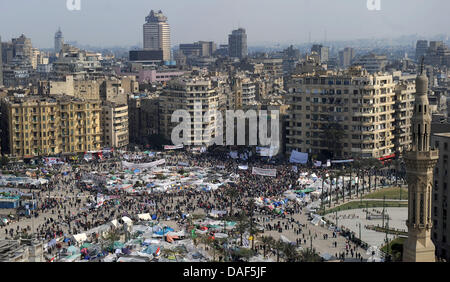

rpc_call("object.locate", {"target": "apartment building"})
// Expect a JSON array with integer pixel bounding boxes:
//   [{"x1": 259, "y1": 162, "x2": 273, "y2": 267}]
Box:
[
  {"x1": 101, "y1": 101, "x2": 129, "y2": 149},
  {"x1": 0, "y1": 95, "x2": 102, "y2": 158},
  {"x1": 128, "y1": 94, "x2": 160, "y2": 146},
  {"x1": 159, "y1": 77, "x2": 223, "y2": 146},
  {"x1": 393, "y1": 75, "x2": 415, "y2": 156},
  {"x1": 431, "y1": 132, "x2": 450, "y2": 261},
  {"x1": 286, "y1": 66, "x2": 396, "y2": 159}
]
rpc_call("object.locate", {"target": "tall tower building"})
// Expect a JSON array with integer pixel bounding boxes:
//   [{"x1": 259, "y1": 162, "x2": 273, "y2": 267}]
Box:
[
  {"x1": 416, "y1": 40, "x2": 429, "y2": 63},
  {"x1": 143, "y1": 10, "x2": 171, "y2": 61},
  {"x1": 311, "y1": 44, "x2": 329, "y2": 64},
  {"x1": 339, "y1": 47, "x2": 355, "y2": 68},
  {"x1": 228, "y1": 28, "x2": 247, "y2": 59},
  {"x1": 54, "y1": 28, "x2": 64, "y2": 54},
  {"x1": 403, "y1": 61, "x2": 439, "y2": 262}
]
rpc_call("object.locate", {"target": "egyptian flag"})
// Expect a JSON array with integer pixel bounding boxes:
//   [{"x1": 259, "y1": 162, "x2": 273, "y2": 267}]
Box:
[{"x1": 49, "y1": 256, "x2": 56, "y2": 262}]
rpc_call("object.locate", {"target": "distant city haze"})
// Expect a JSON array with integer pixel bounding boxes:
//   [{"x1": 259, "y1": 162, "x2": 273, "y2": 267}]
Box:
[{"x1": 0, "y1": 0, "x2": 449, "y2": 48}]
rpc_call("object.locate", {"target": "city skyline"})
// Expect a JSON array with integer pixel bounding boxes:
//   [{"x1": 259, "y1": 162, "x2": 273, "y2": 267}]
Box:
[{"x1": 0, "y1": 0, "x2": 450, "y2": 49}]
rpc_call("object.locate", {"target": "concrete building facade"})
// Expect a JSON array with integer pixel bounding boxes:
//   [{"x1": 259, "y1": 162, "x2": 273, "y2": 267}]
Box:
[
  {"x1": 0, "y1": 95, "x2": 102, "y2": 158},
  {"x1": 228, "y1": 28, "x2": 247, "y2": 59},
  {"x1": 101, "y1": 102, "x2": 129, "y2": 149},
  {"x1": 431, "y1": 132, "x2": 450, "y2": 261},
  {"x1": 143, "y1": 10, "x2": 171, "y2": 61},
  {"x1": 159, "y1": 78, "x2": 222, "y2": 146},
  {"x1": 286, "y1": 66, "x2": 396, "y2": 159}
]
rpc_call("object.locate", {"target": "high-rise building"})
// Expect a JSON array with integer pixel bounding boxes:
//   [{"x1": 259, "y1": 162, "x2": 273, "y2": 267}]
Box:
[
  {"x1": 311, "y1": 44, "x2": 329, "y2": 64},
  {"x1": 228, "y1": 28, "x2": 247, "y2": 59},
  {"x1": 339, "y1": 47, "x2": 355, "y2": 68},
  {"x1": 101, "y1": 101, "x2": 129, "y2": 149},
  {"x1": 179, "y1": 41, "x2": 216, "y2": 58},
  {"x1": 128, "y1": 94, "x2": 160, "y2": 146},
  {"x1": 159, "y1": 77, "x2": 223, "y2": 146},
  {"x1": 143, "y1": 10, "x2": 171, "y2": 61},
  {"x1": 353, "y1": 53, "x2": 387, "y2": 73},
  {"x1": 403, "y1": 65, "x2": 438, "y2": 262},
  {"x1": 54, "y1": 28, "x2": 64, "y2": 55},
  {"x1": 416, "y1": 40, "x2": 429, "y2": 62},
  {"x1": 286, "y1": 66, "x2": 396, "y2": 160},
  {"x1": 0, "y1": 35, "x2": 3, "y2": 87},
  {"x1": 393, "y1": 75, "x2": 415, "y2": 156},
  {"x1": 11, "y1": 34, "x2": 32, "y2": 64},
  {"x1": 431, "y1": 132, "x2": 450, "y2": 261}
]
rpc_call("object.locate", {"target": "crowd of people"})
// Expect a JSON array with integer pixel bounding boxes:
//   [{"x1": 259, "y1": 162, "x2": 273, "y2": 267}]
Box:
[{"x1": 0, "y1": 147, "x2": 400, "y2": 261}]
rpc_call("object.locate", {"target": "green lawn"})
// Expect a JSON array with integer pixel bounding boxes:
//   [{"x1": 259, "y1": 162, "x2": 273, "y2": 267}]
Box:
[
  {"x1": 362, "y1": 186, "x2": 408, "y2": 200},
  {"x1": 318, "y1": 200, "x2": 408, "y2": 215}
]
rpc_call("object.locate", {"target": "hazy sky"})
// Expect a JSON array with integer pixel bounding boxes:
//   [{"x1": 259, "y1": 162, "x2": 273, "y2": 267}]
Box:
[{"x1": 0, "y1": 0, "x2": 449, "y2": 48}]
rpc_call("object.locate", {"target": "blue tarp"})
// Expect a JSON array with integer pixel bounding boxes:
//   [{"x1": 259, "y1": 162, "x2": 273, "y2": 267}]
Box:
[
  {"x1": 142, "y1": 245, "x2": 159, "y2": 254},
  {"x1": 154, "y1": 227, "x2": 174, "y2": 236}
]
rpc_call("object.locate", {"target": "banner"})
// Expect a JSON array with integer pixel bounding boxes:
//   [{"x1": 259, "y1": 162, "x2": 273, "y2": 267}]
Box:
[
  {"x1": 164, "y1": 144, "x2": 184, "y2": 150},
  {"x1": 313, "y1": 161, "x2": 322, "y2": 167},
  {"x1": 229, "y1": 151, "x2": 238, "y2": 159},
  {"x1": 252, "y1": 167, "x2": 277, "y2": 177},
  {"x1": 258, "y1": 146, "x2": 278, "y2": 157},
  {"x1": 331, "y1": 159, "x2": 354, "y2": 164},
  {"x1": 178, "y1": 162, "x2": 189, "y2": 166},
  {"x1": 292, "y1": 166, "x2": 298, "y2": 172},
  {"x1": 238, "y1": 165, "x2": 248, "y2": 170},
  {"x1": 289, "y1": 150, "x2": 308, "y2": 164},
  {"x1": 216, "y1": 165, "x2": 225, "y2": 169},
  {"x1": 122, "y1": 159, "x2": 166, "y2": 169}
]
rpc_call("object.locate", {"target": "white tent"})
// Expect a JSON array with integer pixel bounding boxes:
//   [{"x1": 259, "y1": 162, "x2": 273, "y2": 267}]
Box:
[
  {"x1": 122, "y1": 216, "x2": 133, "y2": 225},
  {"x1": 109, "y1": 219, "x2": 120, "y2": 228},
  {"x1": 138, "y1": 213, "x2": 151, "y2": 221},
  {"x1": 72, "y1": 233, "x2": 87, "y2": 244},
  {"x1": 280, "y1": 235, "x2": 292, "y2": 244}
]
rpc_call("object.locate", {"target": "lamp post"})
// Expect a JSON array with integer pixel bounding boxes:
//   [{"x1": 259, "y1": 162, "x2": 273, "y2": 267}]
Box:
[
  {"x1": 335, "y1": 210, "x2": 338, "y2": 229},
  {"x1": 382, "y1": 196, "x2": 386, "y2": 229},
  {"x1": 359, "y1": 223, "x2": 362, "y2": 242}
]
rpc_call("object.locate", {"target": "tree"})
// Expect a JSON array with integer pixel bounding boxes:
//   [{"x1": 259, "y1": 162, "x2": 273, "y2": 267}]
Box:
[
  {"x1": 0, "y1": 155, "x2": 9, "y2": 167},
  {"x1": 225, "y1": 186, "x2": 239, "y2": 218},
  {"x1": 321, "y1": 123, "x2": 346, "y2": 159},
  {"x1": 247, "y1": 199, "x2": 257, "y2": 250},
  {"x1": 353, "y1": 159, "x2": 363, "y2": 197},
  {"x1": 283, "y1": 243, "x2": 301, "y2": 262},
  {"x1": 261, "y1": 236, "x2": 275, "y2": 258},
  {"x1": 299, "y1": 248, "x2": 322, "y2": 262},
  {"x1": 274, "y1": 239, "x2": 285, "y2": 262},
  {"x1": 236, "y1": 212, "x2": 249, "y2": 247}
]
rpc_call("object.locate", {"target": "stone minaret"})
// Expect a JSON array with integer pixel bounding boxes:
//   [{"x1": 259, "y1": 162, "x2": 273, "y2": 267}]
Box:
[{"x1": 403, "y1": 59, "x2": 439, "y2": 262}]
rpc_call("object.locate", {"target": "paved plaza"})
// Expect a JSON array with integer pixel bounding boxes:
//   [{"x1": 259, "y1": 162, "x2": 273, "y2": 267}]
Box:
[{"x1": 324, "y1": 207, "x2": 408, "y2": 248}]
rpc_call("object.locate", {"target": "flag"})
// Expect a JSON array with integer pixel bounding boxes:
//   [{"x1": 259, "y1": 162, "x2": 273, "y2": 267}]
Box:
[{"x1": 154, "y1": 247, "x2": 161, "y2": 256}]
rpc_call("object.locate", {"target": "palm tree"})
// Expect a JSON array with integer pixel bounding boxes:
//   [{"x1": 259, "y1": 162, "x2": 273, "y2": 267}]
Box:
[
  {"x1": 236, "y1": 212, "x2": 249, "y2": 247},
  {"x1": 283, "y1": 242, "x2": 301, "y2": 262},
  {"x1": 247, "y1": 199, "x2": 257, "y2": 250},
  {"x1": 261, "y1": 236, "x2": 274, "y2": 258},
  {"x1": 299, "y1": 248, "x2": 322, "y2": 262},
  {"x1": 225, "y1": 186, "x2": 239, "y2": 218},
  {"x1": 353, "y1": 159, "x2": 362, "y2": 197},
  {"x1": 365, "y1": 158, "x2": 381, "y2": 191},
  {"x1": 274, "y1": 239, "x2": 284, "y2": 262},
  {"x1": 321, "y1": 123, "x2": 345, "y2": 159},
  {"x1": 328, "y1": 172, "x2": 334, "y2": 207},
  {"x1": 320, "y1": 172, "x2": 327, "y2": 211}
]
